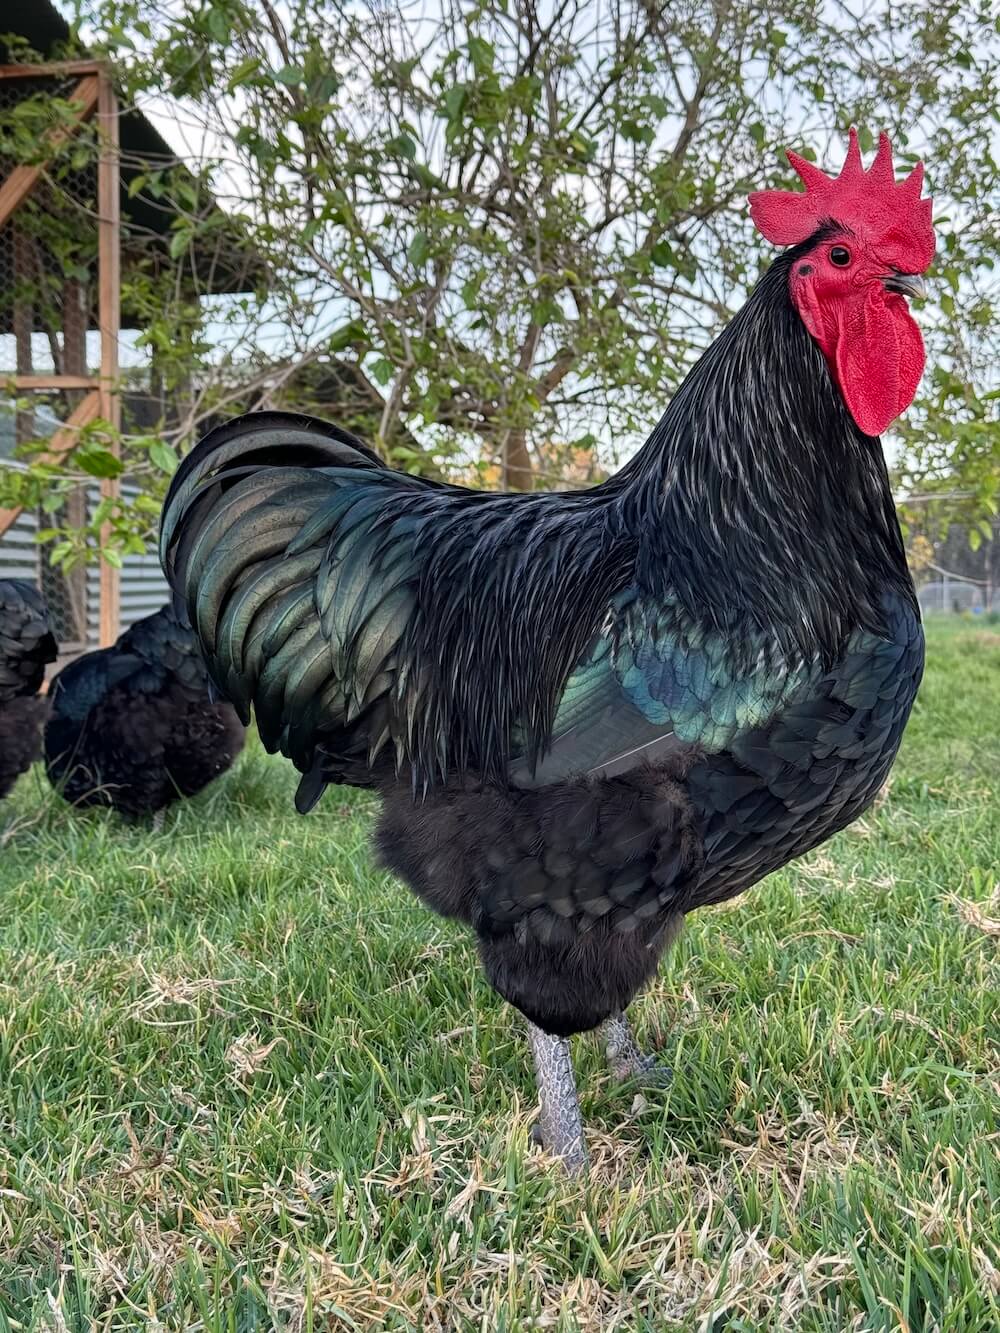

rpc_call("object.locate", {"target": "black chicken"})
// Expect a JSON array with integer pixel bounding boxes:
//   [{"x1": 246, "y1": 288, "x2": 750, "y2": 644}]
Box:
[
  {"x1": 44, "y1": 602, "x2": 245, "y2": 824},
  {"x1": 161, "y1": 132, "x2": 934, "y2": 1170},
  {"x1": 0, "y1": 579, "x2": 58, "y2": 800}
]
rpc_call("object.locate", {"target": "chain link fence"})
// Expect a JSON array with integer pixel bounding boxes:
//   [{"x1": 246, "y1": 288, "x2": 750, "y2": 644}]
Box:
[
  {"x1": 916, "y1": 577, "x2": 995, "y2": 617},
  {"x1": 907, "y1": 512, "x2": 999, "y2": 619}
]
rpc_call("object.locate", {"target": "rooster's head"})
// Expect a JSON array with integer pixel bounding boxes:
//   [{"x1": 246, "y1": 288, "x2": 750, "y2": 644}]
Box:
[{"x1": 749, "y1": 129, "x2": 934, "y2": 437}]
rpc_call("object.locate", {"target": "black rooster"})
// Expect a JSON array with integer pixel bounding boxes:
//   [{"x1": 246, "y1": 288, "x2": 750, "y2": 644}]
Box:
[
  {"x1": 44, "y1": 602, "x2": 245, "y2": 824},
  {"x1": 0, "y1": 579, "x2": 58, "y2": 800},
  {"x1": 161, "y1": 132, "x2": 933, "y2": 1170}
]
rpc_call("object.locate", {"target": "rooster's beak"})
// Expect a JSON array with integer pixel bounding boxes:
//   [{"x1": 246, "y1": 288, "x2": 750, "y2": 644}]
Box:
[{"x1": 883, "y1": 272, "x2": 927, "y2": 301}]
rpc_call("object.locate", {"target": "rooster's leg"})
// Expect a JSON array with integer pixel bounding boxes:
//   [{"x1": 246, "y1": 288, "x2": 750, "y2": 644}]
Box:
[
  {"x1": 599, "y1": 1012, "x2": 672, "y2": 1087},
  {"x1": 151, "y1": 808, "x2": 166, "y2": 833},
  {"x1": 526, "y1": 1023, "x2": 587, "y2": 1174}
]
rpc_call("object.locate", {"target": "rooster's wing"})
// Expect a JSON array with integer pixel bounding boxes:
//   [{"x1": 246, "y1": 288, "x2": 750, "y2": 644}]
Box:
[{"x1": 512, "y1": 593, "x2": 818, "y2": 786}]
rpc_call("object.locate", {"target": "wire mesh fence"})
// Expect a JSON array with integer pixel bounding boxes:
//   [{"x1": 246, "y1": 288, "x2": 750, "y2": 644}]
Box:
[
  {"x1": 1, "y1": 58, "x2": 261, "y2": 658},
  {"x1": 916, "y1": 578, "x2": 996, "y2": 617},
  {"x1": 907, "y1": 511, "x2": 999, "y2": 619},
  {"x1": 0, "y1": 71, "x2": 101, "y2": 380}
]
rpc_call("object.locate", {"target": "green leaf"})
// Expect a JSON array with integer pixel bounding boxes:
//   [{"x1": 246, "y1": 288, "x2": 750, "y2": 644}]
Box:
[
  {"x1": 443, "y1": 86, "x2": 466, "y2": 122},
  {"x1": 650, "y1": 241, "x2": 674, "y2": 269},
  {"x1": 408, "y1": 231, "x2": 431, "y2": 267},
  {"x1": 168, "y1": 228, "x2": 192, "y2": 260},
  {"x1": 207, "y1": 6, "x2": 230, "y2": 43},
  {"x1": 102, "y1": 547, "x2": 124, "y2": 569},
  {"x1": 530, "y1": 298, "x2": 562, "y2": 326},
  {"x1": 149, "y1": 441, "x2": 178, "y2": 475},
  {"x1": 467, "y1": 37, "x2": 495, "y2": 75},
  {"x1": 76, "y1": 445, "x2": 125, "y2": 480},
  {"x1": 274, "y1": 64, "x2": 305, "y2": 87},
  {"x1": 620, "y1": 119, "x2": 654, "y2": 145},
  {"x1": 227, "y1": 56, "x2": 262, "y2": 91},
  {"x1": 310, "y1": 73, "x2": 340, "y2": 103},
  {"x1": 568, "y1": 133, "x2": 596, "y2": 162},
  {"x1": 386, "y1": 133, "x2": 417, "y2": 161},
  {"x1": 328, "y1": 320, "x2": 367, "y2": 353},
  {"x1": 461, "y1": 275, "x2": 483, "y2": 309}
]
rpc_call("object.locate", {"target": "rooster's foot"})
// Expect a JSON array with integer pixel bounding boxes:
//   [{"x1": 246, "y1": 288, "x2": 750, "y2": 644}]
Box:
[{"x1": 599, "y1": 1012, "x2": 672, "y2": 1087}]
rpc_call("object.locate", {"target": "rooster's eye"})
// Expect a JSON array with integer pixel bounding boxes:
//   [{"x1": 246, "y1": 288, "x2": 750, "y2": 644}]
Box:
[{"x1": 829, "y1": 246, "x2": 852, "y2": 267}]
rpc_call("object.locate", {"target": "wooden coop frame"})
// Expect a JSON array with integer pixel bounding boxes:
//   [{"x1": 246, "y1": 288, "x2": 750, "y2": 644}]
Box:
[
  {"x1": 0, "y1": 58, "x2": 122, "y2": 647},
  {"x1": 0, "y1": 1, "x2": 262, "y2": 662}
]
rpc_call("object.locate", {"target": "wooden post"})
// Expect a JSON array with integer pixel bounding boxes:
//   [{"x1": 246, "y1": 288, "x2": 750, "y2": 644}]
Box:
[
  {"x1": 96, "y1": 68, "x2": 121, "y2": 647},
  {"x1": 11, "y1": 226, "x2": 34, "y2": 450},
  {"x1": 62, "y1": 277, "x2": 90, "y2": 646}
]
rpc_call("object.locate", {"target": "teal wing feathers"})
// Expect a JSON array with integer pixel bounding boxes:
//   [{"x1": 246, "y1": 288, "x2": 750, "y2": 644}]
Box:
[{"x1": 511, "y1": 593, "x2": 818, "y2": 787}]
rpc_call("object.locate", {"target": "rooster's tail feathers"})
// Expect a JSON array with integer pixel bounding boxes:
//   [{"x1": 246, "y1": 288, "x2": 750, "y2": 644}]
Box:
[
  {"x1": 160, "y1": 411, "x2": 394, "y2": 771},
  {"x1": 160, "y1": 410, "x2": 383, "y2": 587}
]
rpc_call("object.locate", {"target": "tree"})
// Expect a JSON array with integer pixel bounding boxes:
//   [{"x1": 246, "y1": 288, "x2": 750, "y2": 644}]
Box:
[{"x1": 2, "y1": 0, "x2": 998, "y2": 563}]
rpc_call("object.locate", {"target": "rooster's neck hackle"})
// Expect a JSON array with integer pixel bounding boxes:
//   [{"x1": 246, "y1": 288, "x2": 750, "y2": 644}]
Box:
[{"x1": 619, "y1": 240, "x2": 915, "y2": 666}]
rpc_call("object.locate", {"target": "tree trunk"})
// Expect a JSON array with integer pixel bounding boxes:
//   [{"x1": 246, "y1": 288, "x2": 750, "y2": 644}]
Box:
[{"x1": 503, "y1": 427, "x2": 533, "y2": 491}]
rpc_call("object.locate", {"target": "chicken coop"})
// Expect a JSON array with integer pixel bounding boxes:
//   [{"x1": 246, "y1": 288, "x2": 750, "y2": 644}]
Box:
[{"x1": 0, "y1": 0, "x2": 258, "y2": 661}]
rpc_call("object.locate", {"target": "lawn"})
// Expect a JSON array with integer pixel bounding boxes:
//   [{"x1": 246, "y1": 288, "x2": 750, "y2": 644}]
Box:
[{"x1": 0, "y1": 620, "x2": 997, "y2": 1331}]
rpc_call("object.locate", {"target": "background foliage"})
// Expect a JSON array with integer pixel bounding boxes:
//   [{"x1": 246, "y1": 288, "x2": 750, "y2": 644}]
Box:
[{"x1": 1, "y1": 0, "x2": 998, "y2": 565}]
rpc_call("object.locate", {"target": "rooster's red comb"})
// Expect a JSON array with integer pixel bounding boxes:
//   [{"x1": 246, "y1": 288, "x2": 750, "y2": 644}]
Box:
[{"x1": 749, "y1": 129, "x2": 934, "y2": 272}]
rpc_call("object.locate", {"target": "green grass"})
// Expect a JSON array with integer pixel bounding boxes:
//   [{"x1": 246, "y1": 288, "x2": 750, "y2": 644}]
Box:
[{"x1": 0, "y1": 620, "x2": 997, "y2": 1331}]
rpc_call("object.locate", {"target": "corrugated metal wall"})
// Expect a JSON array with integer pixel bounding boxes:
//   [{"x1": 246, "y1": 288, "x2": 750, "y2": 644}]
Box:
[{"x1": 0, "y1": 489, "x2": 42, "y2": 582}]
